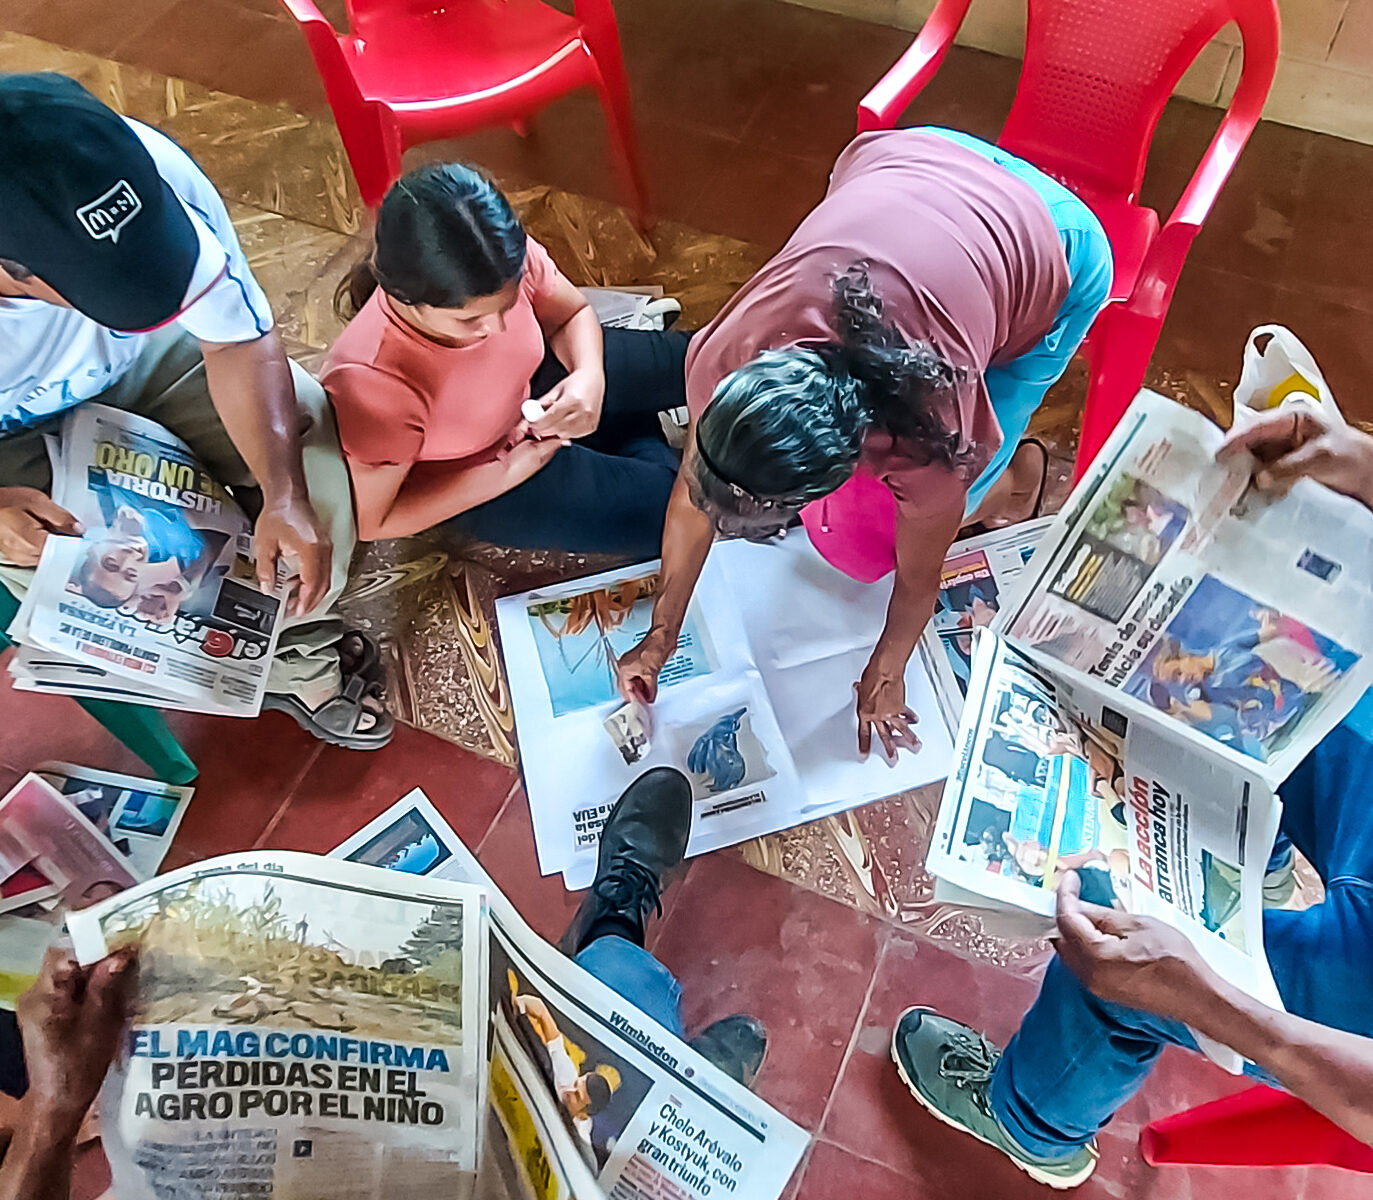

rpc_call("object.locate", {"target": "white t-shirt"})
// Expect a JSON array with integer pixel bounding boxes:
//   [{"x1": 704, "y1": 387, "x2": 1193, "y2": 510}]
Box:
[
  {"x1": 0, "y1": 118, "x2": 273, "y2": 436},
  {"x1": 546, "y1": 1036, "x2": 594, "y2": 1145}
]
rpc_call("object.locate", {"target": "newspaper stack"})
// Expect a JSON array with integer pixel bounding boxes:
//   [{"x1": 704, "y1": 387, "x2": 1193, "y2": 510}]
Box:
[
  {"x1": 925, "y1": 390, "x2": 1373, "y2": 1069},
  {"x1": 7, "y1": 402, "x2": 285, "y2": 716},
  {"x1": 68, "y1": 792, "x2": 808, "y2": 1199}
]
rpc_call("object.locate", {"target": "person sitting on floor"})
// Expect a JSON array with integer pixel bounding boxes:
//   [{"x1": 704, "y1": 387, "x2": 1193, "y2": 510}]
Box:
[
  {"x1": 561, "y1": 768, "x2": 767, "y2": 1090},
  {"x1": 887, "y1": 404, "x2": 1373, "y2": 1189},
  {"x1": 322, "y1": 164, "x2": 690, "y2": 562},
  {"x1": 614, "y1": 127, "x2": 1113, "y2": 761},
  {"x1": 0, "y1": 72, "x2": 390, "y2": 750}
]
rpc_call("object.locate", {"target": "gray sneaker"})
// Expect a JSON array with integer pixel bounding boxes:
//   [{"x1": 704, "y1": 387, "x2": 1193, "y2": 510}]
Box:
[
  {"x1": 1263, "y1": 846, "x2": 1297, "y2": 907},
  {"x1": 891, "y1": 1007, "x2": 1098, "y2": 1190}
]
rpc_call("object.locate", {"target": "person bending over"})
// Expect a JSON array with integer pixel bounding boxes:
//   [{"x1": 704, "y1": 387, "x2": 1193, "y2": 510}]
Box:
[
  {"x1": 0, "y1": 73, "x2": 389, "y2": 749},
  {"x1": 322, "y1": 164, "x2": 689, "y2": 561},
  {"x1": 888, "y1": 405, "x2": 1373, "y2": 1188},
  {"x1": 614, "y1": 127, "x2": 1113, "y2": 759}
]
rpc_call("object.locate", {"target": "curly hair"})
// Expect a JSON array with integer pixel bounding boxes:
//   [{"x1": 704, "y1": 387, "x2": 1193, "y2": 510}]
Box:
[{"x1": 693, "y1": 263, "x2": 967, "y2": 520}]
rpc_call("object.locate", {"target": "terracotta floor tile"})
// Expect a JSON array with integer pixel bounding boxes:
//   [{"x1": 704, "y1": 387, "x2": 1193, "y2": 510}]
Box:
[
  {"x1": 474, "y1": 785, "x2": 588, "y2": 945},
  {"x1": 649, "y1": 851, "x2": 883, "y2": 1131},
  {"x1": 256, "y1": 721, "x2": 517, "y2": 856},
  {"x1": 792, "y1": 1140, "x2": 921, "y2": 1200},
  {"x1": 1282, "y1": 130, "x2": 1373, "y2": 315},
  {"x1": 688, "y1": 142, "x2": 833, "y2": 251}
]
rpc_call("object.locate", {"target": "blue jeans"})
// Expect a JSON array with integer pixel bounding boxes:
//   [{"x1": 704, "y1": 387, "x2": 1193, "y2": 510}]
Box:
[
  {"x1": 989, "y1": 693, "x2": 1373, "y2": 1159},
  {"x1": 574, "y1": 935, "x2": 685, "y2": 1038},
  {"x1": 921, "y1": 128, "x2": 1115, "y2": 513}
]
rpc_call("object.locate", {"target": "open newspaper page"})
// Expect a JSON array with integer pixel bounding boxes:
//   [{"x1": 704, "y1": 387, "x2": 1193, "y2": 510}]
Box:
[
  {"x1": 10, "y1": 402, "x2": 284, "y2": 716},
  {"x1": 997, "y1": 391, "x2": 1373, "y2": 787},
  {"x1": 496, "y1": 533, "x2": 955, "y2": 889},
  {"x1": 930, "y1": 631, "x2": 1283, "y2": 1069},
  {"x1": 918, "y1": 517, "x2": 1056, "y2": 724},
  {"x1": 332, "y1": 791, "x2": 810, "y2": 1200},
  {"x1": 68, "y1": 851, "x2": 487, "y2": 1200}
]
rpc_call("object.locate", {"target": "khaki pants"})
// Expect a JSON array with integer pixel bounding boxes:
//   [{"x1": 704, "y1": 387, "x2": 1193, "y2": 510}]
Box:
[{"x1": 0, "y1": 329, "x2": 354, "y2": 700}]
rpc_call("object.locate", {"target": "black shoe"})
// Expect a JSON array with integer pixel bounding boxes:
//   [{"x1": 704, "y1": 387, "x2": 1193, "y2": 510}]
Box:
[
  {"x1": 689, "y1": 1015, "x2": 767, "y2": 1089},
  {"x1": 562, "y1": 767, "x2": 692, "y2": 955}
]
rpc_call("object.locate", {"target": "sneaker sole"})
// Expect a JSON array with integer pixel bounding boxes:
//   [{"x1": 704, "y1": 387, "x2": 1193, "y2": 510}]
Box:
[{"x1": 890, "y1": 1007, "x2": 1097, "y2": 1191}]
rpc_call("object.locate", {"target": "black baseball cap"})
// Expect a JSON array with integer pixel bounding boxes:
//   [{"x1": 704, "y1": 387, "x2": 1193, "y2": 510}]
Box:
[{"x1": 0, "y1": 72, "x2": 201, "y2": 332}]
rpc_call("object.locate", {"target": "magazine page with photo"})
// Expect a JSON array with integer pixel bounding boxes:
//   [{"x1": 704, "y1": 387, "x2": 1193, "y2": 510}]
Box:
[
  {"x1": 68, "y1": 851, "x2": 488, "y2": 1200},
  {"x1": 10, "y1": 403, "x2": 286, "y2": 716},
  {"x1": 330, "y1": 792, "x2": 811, "y2": 1200},
  {"x1": 998, "y1": 391, "x2": 1373, "y2": 786}
]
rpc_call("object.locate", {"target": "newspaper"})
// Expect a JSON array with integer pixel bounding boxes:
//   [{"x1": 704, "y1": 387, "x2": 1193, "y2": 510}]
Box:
[
  {"x1": 496, "y1": 533, "x2": 956, "y2": 889},
  {"x1": 0, "y1": 773, "x2": 144, "y2": 1006},
  {"x1": 8, "y1": 402, "x2": 285, "y2": 716},
  {"x1": 999, "y1": 391, "x2": 1373, "y2": 786},
  {"x1": 925, "y1": 391, "x2": 1373, "y2": 1070},
  {"x1": 69, "y1": 851, "x2": 488, "y2": 1199},
  {"x1": 919, "y1": 517, "x2": 1055, "y2": 725},
  {"x1": 331, "y1": 792, "x2": 809, "y2": 1200}
]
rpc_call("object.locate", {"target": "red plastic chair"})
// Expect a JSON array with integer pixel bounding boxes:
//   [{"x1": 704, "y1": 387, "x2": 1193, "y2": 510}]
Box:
[
  {"x1": 279, "y1": 0, "x2": 649, "y2": 221},
  {"x1": 857, "y1": 0, "x2": 1280, "y2": 477},
  {"x1": 1143, "y1": 1084, "x2": 1373, "y2": 1173}
]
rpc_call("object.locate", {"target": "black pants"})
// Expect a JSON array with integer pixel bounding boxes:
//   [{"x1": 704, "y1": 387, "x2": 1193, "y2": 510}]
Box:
[{"x1": 446, "y1": 327, "x2": 689, "y2": 559}]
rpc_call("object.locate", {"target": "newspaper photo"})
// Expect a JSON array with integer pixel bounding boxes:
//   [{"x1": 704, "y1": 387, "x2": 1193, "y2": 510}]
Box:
[
  {"x1": 68, "y1": 851, "x2": 488, "y2": 1200},
  {"x1": 920, "y1": 517, "x2": 1055, "y2": 722},
  {"x1": 999, "y1": 390, "x2": 1373, "y2": 786},
  {"x1": 332, "y1": 792, "x2": 810, "y2": 1200},
  {"x1": 929, "y1": 631, "x2": 1284, "y2": 1068},
  {"x1": 497, "y1": 533, "x2": 956, "y2": 889},
  {"x1": 8, "y1": 402, "x2": 285, "y2": 716}
]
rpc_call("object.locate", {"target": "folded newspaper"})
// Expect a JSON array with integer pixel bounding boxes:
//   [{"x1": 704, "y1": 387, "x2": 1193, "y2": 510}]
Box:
[
  {"x1": 68, "y1": 794, "x2": 807, "y2": 1199},
  {"x1": 8, "y1": 402, "x2": 285, "y2": 716},
  {"x1": 926, "y1": 391, "x2": 1373, "y2": 1069}
]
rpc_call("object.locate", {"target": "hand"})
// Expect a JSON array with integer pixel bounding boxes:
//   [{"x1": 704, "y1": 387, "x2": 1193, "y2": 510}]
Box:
[
  {"x1": 0, "y1": 487, "x2": 82, "y2": 566},
  {"x1": 616, "y1": 626, "x2": 678, "y2": 705},
  {"x1": 254, "y1": 493, "x2": 331, "y2": 617},
  {"x1": 1053, "y1": 870, "x2": 1211, "y2": 1022},
  {"x1": 17, "y1": 947, "x2": 137, "y2": 1140},
  {"x1": 1219, "y1": 406, "x2": 1373, "y2": 509},
  {"x1": 528, "y1": 369, "x2": 605, "y2": 443},
  {"x1": 856, "y1": 651, "x2": 921, "y2": 760}
]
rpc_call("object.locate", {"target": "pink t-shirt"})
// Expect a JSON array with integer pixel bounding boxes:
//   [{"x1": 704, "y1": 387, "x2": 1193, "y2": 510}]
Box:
[
  {"x1": 684, "y1": 129, "x2": 1070, "y2": 517},
  {"x1": 321, "y1": 237, "x2": 563, "y2": 469}
]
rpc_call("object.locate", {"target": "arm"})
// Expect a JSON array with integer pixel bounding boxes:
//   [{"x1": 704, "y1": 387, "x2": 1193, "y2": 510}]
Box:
[
  {"x1": 1218, "y1": 407, "x2": 1373, "y2": 510},
  {"x1": 528, "y1": 275, "x2": 605, "y2": 443},
  {"x1": 1054, "y1": 872, "x2": 1373, "y2": 1146},
  {"x1": 350, "y1": 439, "x2": 561, "y2": 541},
  {"x1": 857, "y1": 491, "x2": 965, "y2": 757},
  {"x1": 199, "y1": 332, "x2": 330, "y2": 615},
  {"x1": 615, "y1": 444, "x2": 717, "y2": 704},
  {"x1": 514, "y1": 995, "x2": 561, "y2": 1045}
]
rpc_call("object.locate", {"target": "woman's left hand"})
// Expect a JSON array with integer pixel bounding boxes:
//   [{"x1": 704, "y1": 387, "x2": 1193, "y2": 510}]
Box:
[
  {"x1": 856, "y1": 651, "x2": 921, "y2": 760},
  {"x1": 530, "y1": 368, "x2": 605, "y2": 443}
]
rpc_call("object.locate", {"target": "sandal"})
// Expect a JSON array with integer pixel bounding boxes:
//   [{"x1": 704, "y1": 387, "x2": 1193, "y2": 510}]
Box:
[
  {"x1": 960, "y1": 437, "x2": 1051, "y2": 539},
  {"x1": 264, "y1": 631, "x2": 395, "y2": 750}
]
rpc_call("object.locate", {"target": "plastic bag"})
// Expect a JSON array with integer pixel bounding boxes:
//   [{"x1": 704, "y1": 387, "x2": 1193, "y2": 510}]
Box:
[{"x1": 1232, "y1": 324, "x2": 1343, "y2": 430}]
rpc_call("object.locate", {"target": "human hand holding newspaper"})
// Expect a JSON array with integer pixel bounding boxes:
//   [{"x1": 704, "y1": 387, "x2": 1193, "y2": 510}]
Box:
[
  {"x1": 0, "y1": 486, "x2": 82, "y2": 567},
  {"x1": 1219, "y1": 404, "x2": 1373, "y2": 509}
]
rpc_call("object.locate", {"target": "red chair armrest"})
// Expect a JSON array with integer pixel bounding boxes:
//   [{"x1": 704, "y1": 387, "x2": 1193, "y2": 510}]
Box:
[
  {"x1": 857, "y1": 0, "x2": 972, "y2": 133},
  {"x1": 1127, "y1": 30, "x2": 1276, "y2": 321}
]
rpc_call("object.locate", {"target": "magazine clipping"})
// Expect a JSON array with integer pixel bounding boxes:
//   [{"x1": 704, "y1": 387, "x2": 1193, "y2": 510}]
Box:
[
  {"x1": 69, "y1": 851, "x2": 487, "y2": 1199},
  {"x1": 331, "y1": 791, "x2": 810, "y2": 1200},
  {"x1": 495, "y1": 533, "x2": 955, "y2": 889},
  {"x1": 9, "y1": 402, "x2": 285, "y2": 716}
]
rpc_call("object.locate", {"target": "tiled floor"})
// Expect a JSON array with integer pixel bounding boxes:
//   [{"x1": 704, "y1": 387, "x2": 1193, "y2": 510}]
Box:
[{"x1": 4, "y1": 2, "x2": 1373, "y2": 1197}]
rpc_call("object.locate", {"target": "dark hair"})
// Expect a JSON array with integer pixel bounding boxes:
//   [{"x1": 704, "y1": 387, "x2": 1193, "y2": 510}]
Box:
[
  {"x1": 0, "y1": 257, "x2": 34, "y2": 281},
  {"x1": 694, "y1": 263, "x2": 964, "y2": 518},
  {"x1": 334, "y1": 163, "x2": 526, "y2": 320},
  {"x1": 583, "y1": 1071, "x2": 612, "y2": 1116}
]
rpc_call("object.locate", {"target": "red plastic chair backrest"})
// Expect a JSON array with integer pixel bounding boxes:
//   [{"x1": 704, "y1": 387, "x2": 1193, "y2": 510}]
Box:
[{"x1": 999, "y1": 0, "x2": 1279, "y2": 204}]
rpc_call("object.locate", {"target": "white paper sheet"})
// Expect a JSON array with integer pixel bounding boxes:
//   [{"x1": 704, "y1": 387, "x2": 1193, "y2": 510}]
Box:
[{"x1": 497, "y1": 532, "x2": 954, "y2": 889}]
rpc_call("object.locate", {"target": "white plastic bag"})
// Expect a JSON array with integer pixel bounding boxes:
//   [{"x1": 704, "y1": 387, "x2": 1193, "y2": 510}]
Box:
[{"x1": 1232, "y1": 324, "x2": 1344, "y2": 430}]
